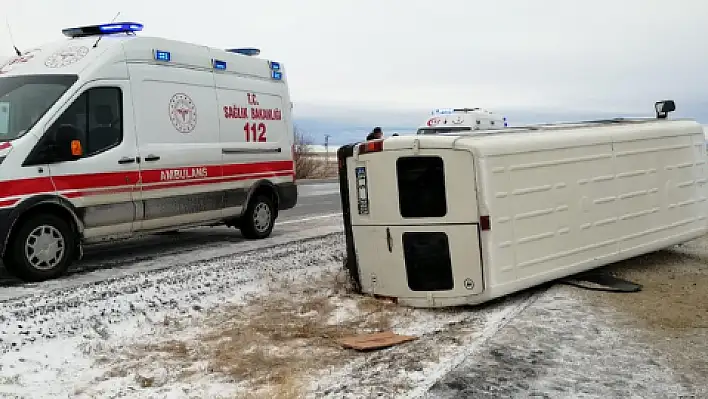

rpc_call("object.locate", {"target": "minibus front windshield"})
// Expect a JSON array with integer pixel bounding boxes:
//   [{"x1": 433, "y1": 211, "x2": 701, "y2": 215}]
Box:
[{"x1": 0, "y1": 74, "x2": 78, "y2": 142}]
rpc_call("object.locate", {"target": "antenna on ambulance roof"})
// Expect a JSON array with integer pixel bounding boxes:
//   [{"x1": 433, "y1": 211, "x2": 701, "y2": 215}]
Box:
[
  {"x1": 5, "y1": 16, "x2": 22, "y2": 56},
  {"x1": 93, "y1": 11, "x2": 121, "y2": 48}
]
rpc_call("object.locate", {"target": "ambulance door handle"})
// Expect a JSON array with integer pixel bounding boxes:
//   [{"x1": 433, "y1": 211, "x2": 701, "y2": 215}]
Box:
[
  {"x1": 118, "y1": 156, "x2": 136, "y2": 164},
  {"x1": 386, "y1": 227, "x2": 392, "y2": 252},
  {"x1": 144, "y1": 154, "x2": 160, "y2": 162}
]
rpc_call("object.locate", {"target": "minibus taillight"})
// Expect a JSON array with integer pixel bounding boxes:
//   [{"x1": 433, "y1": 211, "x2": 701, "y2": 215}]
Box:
[
  {"x1": 358, "y1": 140, "x2": 383, "y2": 154},
  {"x1": 480, "y1": 215, "x2": 491, "y2": 231}
]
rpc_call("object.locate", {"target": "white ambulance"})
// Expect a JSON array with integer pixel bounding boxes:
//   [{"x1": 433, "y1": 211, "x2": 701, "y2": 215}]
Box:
[
  {"x1": 0, "y1": 22, "x2": 297, "y2": 281},
  {"x1": 337, "y1": 101, "x2": 708, "y2": 308},
  {"x1": 416, "y1": 107, "x2": 507, "y2": 135}
]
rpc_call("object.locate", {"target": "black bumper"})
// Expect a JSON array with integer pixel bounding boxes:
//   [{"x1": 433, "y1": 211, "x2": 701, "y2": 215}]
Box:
[
  {"x1": 277, "y1": 182, "x2": 298, "y2": 211},
  {"x1": 0, "y1": 207, "x2": 12, "y2": 257},
  {"x1": 337, "y1": 144, "x2": 362, "y2": 292}
]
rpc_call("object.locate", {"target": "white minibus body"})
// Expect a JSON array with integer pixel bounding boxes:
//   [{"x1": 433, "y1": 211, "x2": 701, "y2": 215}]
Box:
[{"x1": 338, "y1": 104, "x2": 708, "y2": 308}]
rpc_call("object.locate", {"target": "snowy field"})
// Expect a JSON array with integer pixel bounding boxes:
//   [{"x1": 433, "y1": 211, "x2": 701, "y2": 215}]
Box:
[{"x1": 0, "y1": 216, "x2": 706, "y2": 398}]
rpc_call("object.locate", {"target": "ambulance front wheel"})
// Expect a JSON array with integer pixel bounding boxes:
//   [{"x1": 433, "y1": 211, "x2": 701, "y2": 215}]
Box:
[
  {"x1": 239, "y1": 195, "x2": 276, "y2": 239},
  {"x1": 3, "y1": 214, "x2": 76, "y2": 282}
]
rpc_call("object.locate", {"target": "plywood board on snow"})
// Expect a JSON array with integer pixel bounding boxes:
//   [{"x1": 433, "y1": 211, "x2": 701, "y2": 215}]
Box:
[{"x1": 339, "y1": 331, "x2": 417, "y2": 351}]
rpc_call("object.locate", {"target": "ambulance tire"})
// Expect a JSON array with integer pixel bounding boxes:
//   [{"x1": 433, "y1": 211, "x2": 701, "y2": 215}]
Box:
[
  {"x1": 239, "y1": 195, "x2": 276, "y2": 239},
  {"x1": 3, "y1": 214, "x2": 75, "y2": 282}
]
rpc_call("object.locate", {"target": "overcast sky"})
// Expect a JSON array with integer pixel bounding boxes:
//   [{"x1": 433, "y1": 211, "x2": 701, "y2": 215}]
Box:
[{"x1": 3, "y1": 0, "x2": 708, "y2": 120}]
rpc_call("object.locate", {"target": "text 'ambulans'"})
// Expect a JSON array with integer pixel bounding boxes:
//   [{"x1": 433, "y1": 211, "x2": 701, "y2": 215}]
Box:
[{"x1": 160, "y1": 167, "x2": 208, "y2": 181}]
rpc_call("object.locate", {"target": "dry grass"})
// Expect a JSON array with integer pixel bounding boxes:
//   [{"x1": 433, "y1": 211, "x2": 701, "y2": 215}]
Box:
[
  {"x1": 237, "y1": 375, "x2": 303, "y2": 399},
  {"x1": 99, "y1": 269, "x2": 400, "y2": 397},
  {"x1": 294, "y1": 127, "x2": 338, "y2": 180},
  {"x1": 297, "y1": 156, "x2": 338, "y2": 179},
  {"x1": 579, "y1": 236, "x2": 708, "y2": 391},
  {"x1": 589, "y1": 247, "x2": 708, "y2": 332}
]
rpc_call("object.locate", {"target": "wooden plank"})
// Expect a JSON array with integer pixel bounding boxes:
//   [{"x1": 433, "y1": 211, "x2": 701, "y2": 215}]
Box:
[{"x1": 338, "y1": 331, "x2": 418, "y2": 351}]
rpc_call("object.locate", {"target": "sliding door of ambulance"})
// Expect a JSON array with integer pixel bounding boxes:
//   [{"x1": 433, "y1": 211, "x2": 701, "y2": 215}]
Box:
[{"x1": 128, "y1": 60, "x2": 224, "y2": 231}]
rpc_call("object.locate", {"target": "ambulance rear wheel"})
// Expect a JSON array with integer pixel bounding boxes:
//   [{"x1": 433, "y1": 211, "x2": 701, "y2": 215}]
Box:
[
  {"x1": 3, "y1": 214, "x2": 75, "y2": 282},
  {"x1": 240, "y1": 195, "x2": 275, "y2": 239}
]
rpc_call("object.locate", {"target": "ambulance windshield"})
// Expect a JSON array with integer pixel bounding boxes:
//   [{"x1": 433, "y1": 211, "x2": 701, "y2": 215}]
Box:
[
  {"x1": 0, "y1": 74, "x2": 78, "y2": 141},
  {"x1": 416, "y1": 126, "x2": 473, "y2": 135}
]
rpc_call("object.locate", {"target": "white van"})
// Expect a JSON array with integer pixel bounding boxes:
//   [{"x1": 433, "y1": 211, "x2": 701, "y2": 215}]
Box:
[
  {"x1": 416, "y1": 107, "x2": 507, "y2": 135},
  {"x1": 337, "y1": 101, "x2": 708, "y2": 308},
  {"x1": 0, "y1": 22, "x2": 297, "y2": 281}
]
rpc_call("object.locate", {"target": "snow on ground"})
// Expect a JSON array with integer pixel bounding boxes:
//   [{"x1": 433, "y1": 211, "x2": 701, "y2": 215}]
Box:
[
  {"x1": 1, "y1": 223, "x2": 706, "y2": 398},
  {"x1": 425, "y1": 284, "x2": 697, "y2": 399},
  {"x1": 426, "y1": 237, "x2": 708, "y2": 399},
  {"x1": 0, "y1": 226, "x2": 535, "y2": 399},
  {"x1": 0, "y1": 217, "x2": 342, "y2": 300},
  {"x1": 0, "y1": 232, "x2": 344, "y2": 398}
]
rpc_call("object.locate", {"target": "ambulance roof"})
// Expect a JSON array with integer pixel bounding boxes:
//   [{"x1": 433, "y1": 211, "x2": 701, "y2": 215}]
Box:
[{"x1": 0, "y1": 22, "x2": 283, "y2": 82}]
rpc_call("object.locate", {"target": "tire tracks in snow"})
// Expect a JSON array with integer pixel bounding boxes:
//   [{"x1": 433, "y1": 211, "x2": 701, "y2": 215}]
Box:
[
  {"x1": 309, "y1": 288, "x2": 549, "y2": 398},
  {"x1": 0, "y1": 222, "x2": 343, "y2": 302},
  {"x1": 404, "y1": 289, "x2": 546, "y2": 399},
  {"x1": 0, "y1": 232, "x2": 345, "y2": 355}
]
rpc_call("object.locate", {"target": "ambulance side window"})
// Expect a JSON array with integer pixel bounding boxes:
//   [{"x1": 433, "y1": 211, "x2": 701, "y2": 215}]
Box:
[
  {"x1": 47, "y1": 87, "x2": 123, "y2": 158},
  {"x1": 396, "y1": 156, "x2": 447, "y2": 218}
]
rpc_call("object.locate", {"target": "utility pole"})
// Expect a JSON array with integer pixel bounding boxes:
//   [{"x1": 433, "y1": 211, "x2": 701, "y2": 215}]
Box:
[{"x1": 324, "y1": 134, "x2": 331, "y2": 169}]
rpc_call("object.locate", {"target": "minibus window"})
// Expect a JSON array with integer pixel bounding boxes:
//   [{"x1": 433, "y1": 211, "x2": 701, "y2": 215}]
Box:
[
  {"x1": 403, "y1": 231, "x2": 454, "y2": 291},
  {"x1": 0, "y1": 74, "x2": 77, "y2": 141},
  {"x1": 396, "y1": 156, "x2": 447, "y2": 218}
]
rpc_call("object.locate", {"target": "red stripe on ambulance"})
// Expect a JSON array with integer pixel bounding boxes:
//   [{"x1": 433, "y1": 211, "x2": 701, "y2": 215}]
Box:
[{"x1": 0, "y1": 160, "x2": 293, "y2": 202}]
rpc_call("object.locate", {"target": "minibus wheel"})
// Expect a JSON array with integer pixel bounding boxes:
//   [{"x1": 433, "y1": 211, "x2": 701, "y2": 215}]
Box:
[
  {"x1": 239, "y1": 195, "x2": 275, "y2": 239},
  {"x1": 3, "y1": 214, "x2": 75, "y2": 282}
]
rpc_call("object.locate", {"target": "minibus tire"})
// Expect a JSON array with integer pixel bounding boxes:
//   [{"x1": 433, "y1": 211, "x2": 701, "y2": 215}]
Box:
[
  {"x1": 3, "y1": 214, "x2": 75, "y2": 282},
  {"x1": 239, "y1": 195, "x2": 275, "y2": 239}
]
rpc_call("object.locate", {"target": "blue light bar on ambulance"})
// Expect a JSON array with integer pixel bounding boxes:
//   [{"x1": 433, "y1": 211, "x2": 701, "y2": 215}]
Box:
[
  {"x1": 271, "y1": 70, "x2": 283, "y2": 80},
  {"x1": 62, "y1": 22, "x2": 144, "y2": 38},
  {"x1": 226, "y1": 48, "x2": 261, "y2": 56},
  {"x1": 269, "y1": 61, "x2": 281, "y2": 70},
  {"x1": 153, "y1": 50, "x2": 171, "y2": 62},
  {"x1": 213, "y1": 59, "x2": 227, "y2": 70}
]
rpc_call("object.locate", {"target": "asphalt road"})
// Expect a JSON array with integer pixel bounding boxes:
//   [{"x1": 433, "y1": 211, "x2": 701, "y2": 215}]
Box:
[
  {"x1": 279, "y1": 179, "x2": 341, "y2": 221},
  {"x1": 0, "y1": 179, "x2": 343, "y2": 286}
]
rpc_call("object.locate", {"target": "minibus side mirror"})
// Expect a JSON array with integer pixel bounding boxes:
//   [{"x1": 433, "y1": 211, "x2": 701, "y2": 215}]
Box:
[{"x1": 655, "y1": 100, "x2": 676, "y2": 119}]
